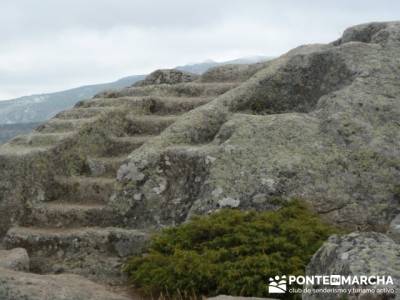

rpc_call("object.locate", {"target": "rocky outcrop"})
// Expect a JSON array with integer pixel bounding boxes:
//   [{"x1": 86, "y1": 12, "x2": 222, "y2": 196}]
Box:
[
  {"x1": 111, "y1": 21, "x2": 400, "y2": 231},
  {"x1": 334, "y1": 21, "x2": 400, "y2": 45},
  {"x1": 133, "y1": 69, "x2": 198, "y2": 87},
  {"x1": 0, "y1": 248, "x2": 133, "y2": 300},
  {"x1": 0, "y1": 267, "x2": 131, "y2": 300},
  {"x1": 1, "y1": 62, "x2": 245, "y2": 284},
  {"x1": 4, "y1": 227, "x2": 148, "y2": 282},
  {"x1": 0, "y1": 20, "x2": 399, "y2": 293},
  {"x1": 199, "y1": 63, "x2": 267, "y2": 83},
  {"x1": 0, "y1": 146, "x2": 56, "y2": 237},
  {"x1": 303, "y1": 232, "x2": 400, "y2": 300},
  {"x1": 0, "y1": 248, "x2": 29, "y2": 271}
]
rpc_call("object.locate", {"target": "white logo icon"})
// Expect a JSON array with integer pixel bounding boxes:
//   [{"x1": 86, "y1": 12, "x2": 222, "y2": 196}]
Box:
[
  {"x1": 268, "y1": 275, "x2": 287, "y2": 293},
  {"x1": 330, "y1": 275, "x2": 341, "y2": 285}
]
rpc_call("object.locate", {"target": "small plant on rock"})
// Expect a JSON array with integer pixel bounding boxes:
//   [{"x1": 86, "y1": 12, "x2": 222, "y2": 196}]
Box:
[{"x1": 123, "y1": 200, "x2": 340, "y2": 299}]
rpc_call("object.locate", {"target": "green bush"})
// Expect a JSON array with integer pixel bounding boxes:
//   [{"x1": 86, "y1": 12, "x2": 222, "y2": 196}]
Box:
[{"x1": 123, "y1": 200, "x2": 340, "y2": 298}]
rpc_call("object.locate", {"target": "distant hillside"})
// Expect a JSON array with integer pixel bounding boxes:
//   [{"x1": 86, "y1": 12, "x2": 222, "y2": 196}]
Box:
[
  {"x1": 0, "y1": 56, "x2": 270, "y2": 144},
  {"x1": 176, "y1": 56, "x2": 270, "y2": 74},
  {"x1": 0, "y1": 56, "x2": 270, "y2": 126},
  {"x1": 0, "y1": 123, "x2": 41, "y2": 144},
  {"x1": 0, "y1": 75, "x2": 145, "y2": 125}
]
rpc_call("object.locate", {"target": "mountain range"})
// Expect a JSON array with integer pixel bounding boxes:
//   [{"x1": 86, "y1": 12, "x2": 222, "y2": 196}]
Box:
[
  {"x1": 0, "y1": 56, "x2": 268, "y2": 125},
  {"x1": 0, "y1": 56, "x2": 269, "y2": 144}
]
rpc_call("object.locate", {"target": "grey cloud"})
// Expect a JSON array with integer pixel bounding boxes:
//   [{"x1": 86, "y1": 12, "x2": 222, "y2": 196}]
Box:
[
  {"x1": 1, "y1": 0, "x2": 399, "y2": 99},
  {"x1": 0, "y1": 0, "x2": 224, "y2": 40}
]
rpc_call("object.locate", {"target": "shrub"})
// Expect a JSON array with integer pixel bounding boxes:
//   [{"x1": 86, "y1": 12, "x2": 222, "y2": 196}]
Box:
[{"x1": 123, "y1": 200, "x2": 340, "y2": 298}]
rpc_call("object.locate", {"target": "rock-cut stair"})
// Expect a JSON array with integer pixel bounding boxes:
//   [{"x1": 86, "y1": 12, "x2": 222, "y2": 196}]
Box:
[{"x1": 2, "y1": 71, "x2": 240, "y2": 285}]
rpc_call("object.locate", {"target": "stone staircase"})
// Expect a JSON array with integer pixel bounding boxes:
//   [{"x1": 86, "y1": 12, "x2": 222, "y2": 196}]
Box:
[{"x1": 2, "y1": 72, "x2": 241, "y2": 285}]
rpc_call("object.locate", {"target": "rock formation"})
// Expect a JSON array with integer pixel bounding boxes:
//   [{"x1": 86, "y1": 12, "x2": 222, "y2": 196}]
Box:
[
  {"x1": 133, "y1": 69, "x2": 199, "y2": 87},
  {"x1": 0, "y1": 248, "x2": 131, "y2": 300},
  {"x1": 0, "y1": 267, "x2": 132, "y2": 300},
  {"x1": 112, "y1": 21, "x2": 400, "y2": 231},
  {"x1": 0, "y1": 21, "x2": 399, "y2": 297},
  {"x1": 0, "y1": 248, "x2": 29, "y2": 271},
  {"x1": 0, "y1": 67, "x2": 242, "y2": 283},
  {"x1": 304, "y1": 232, "x2": 400, "y2": 299}
]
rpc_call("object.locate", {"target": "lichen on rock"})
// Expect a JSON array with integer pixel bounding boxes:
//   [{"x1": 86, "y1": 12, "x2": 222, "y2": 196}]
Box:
[
  {"x1": 113, "y1": 21, "x2": 400, "y2": 231},
  {"x1": 304, "y1": 232, "x2": 400, "y2": 300}
]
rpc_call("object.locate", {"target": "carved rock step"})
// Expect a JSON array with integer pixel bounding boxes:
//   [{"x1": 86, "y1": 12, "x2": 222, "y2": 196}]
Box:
[
  {"x1": 80, "y1": 96, "x2": 212, "y2": 115},
  {"x1": 146, "y1": 96, "x2": 212, "y2": 115},
  {"x1": 0, "y1": 144, "x2": 52, "y2": 156},
  {"x1": 105, "y1": 135, "x2": 154, "y2": 156},
  {"x1": 0, "y1": 267, "x2": 132, "y2": 300},
  {"x1": 100, "y1": 82, "x2": 239, "y2": 98},
  {"x1": 124, "y1": 115, "x2": 178, "y2": 135},
  {"x1": 23, "y1": 202, "x2": 117, "y2": 228},
  {"x1": 162, "y1": 144, "x2": 216, "y2": 161},
  {"x1": 37, "y1": 118, "x2": 95, "y2": 133},
  {"x1": 53, "y1": 176, "x2": 115, "y2": 203},
  {"x1": 86, "y1": 156, "x2": 128, "y2": 177},
  {"x1": 55, "y1": 107, "x2": 117, "y2": 120},
  {"x1": 4, "y1": 226, "x2": 149, "y2": 283},
  {"x1": 9, "y1": 132, "x2": 74, "y2": 147},
  {"x1": 76, "y1": 97, "x2": 142, "y2": 108}
]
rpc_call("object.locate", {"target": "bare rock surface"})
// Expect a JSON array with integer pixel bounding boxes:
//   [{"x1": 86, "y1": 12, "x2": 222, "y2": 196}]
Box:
[
  {"x1": 1, "y1": 20, "x2": 400, "y2": 293},
  {"x1": 0, "y1": 267, "x2": 131, "y2": 300},
  {"x1": 303, "y1": 232, "x2": 400, "y2": 300},
  {"x1": 112, "y1": 21, "x2": 400, "y2": 230},
  {"x1": 134, "y1": 69, "x2": 198, "y2": 87},
  {"x1": 0, "y1": 50, "x2": 232, "y2": 284},
  {"x1": 0, "y1": 248, "x2": 29, "y2": 271}
]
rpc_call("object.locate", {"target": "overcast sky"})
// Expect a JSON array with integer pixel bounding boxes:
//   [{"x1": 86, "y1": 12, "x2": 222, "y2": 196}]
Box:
[{"x1": 1, "y1": 0, "x2": 399, "y2": 100}]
